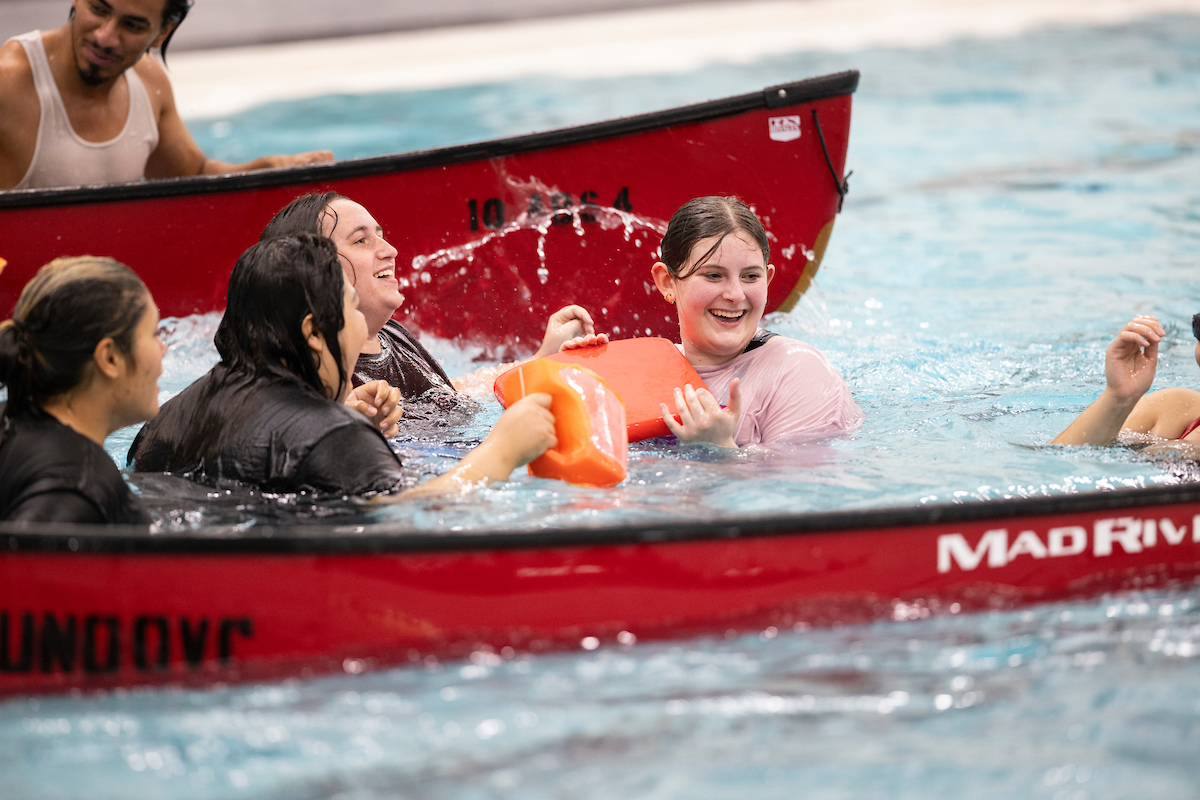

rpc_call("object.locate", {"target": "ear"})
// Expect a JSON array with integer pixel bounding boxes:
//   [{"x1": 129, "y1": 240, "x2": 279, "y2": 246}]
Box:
[
  {"x1": 150, "y1": 21, "x2": 178, "y2": 50},
  {"x1": 92, "y1": 337, "x2": 123, "y2": 381},
  {"x1": 765, "y1": 263, "x2": 776, "y2": 287},
  {"x1": 651, "y1": 261, "x2": 675, "y2": 298},
  {"x1": 301, "y1": 313, "x2": 325, "y2": 350}
]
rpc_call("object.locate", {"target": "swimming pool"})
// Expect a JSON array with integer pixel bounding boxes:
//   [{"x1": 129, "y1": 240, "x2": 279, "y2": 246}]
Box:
[{"x1": 7, "y1": 13, "x2": 1200, "y2": 798}]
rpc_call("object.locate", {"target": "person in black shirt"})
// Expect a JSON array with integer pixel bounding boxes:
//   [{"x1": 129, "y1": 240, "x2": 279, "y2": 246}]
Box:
[
  {"x1": 0, "y1": 256, "x2": 166, "y2": 523},
  {"x1": 131, "y1": 234, "x2": 556, "y2": 497},
  {"x1": 261, "y1": 192, "x2": 602, "y2": 431}
]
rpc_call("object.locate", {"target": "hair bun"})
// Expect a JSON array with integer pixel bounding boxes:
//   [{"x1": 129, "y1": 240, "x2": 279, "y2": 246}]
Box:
[{"x1": 0, "y1": 321, "x2": 29, "y2": 386}]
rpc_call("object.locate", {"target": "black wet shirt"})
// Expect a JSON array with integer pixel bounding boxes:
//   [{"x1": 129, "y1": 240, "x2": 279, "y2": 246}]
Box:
[
  {"x1": 0, "y1": 406, "x2": 149, "y2": 524},
  {"x1": 131, "y1": 365, "x2": 404, "y2": 496},
  {"x1": 354, "y1": 320, "x2": 479, "y2": 430}
]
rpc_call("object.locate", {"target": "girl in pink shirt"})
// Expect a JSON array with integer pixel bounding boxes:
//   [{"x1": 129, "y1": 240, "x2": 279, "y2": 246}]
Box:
[{"x1": 650, "y1": 196, "x2": 862, "y2": 448}]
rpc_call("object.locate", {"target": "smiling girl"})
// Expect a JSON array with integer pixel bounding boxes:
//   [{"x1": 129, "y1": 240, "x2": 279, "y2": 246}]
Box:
[
  {"x1": 261, "y1": 193, "x2": 599, "y2": 430},
  {"x1": 649, "y1": 196, "x2": 862, "y2": 448}
]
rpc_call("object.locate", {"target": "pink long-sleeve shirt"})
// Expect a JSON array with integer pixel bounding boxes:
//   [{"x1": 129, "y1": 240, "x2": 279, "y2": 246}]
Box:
[{"x1": 690, "y1": 335, "x2": 863, "y2": 447}]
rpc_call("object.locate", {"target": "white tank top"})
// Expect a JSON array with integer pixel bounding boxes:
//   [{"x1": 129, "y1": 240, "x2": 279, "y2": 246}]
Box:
[{"x1": 9, "y1": 31, "x2": 159, "y2": 190}]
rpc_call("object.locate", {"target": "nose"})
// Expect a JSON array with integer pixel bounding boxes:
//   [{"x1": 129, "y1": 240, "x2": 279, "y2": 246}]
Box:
[
  {"x1": 721, "y1": 276, "x2": 745, "y2": 303},
  {"x1": 381, "y1": 235, "x2": 398, "y2": 260},
  {"x1": 92, "y1": 17, "x2": 121, "y2": 48}
]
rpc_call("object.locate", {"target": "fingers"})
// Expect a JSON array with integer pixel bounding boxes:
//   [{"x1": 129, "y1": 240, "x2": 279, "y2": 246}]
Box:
[
  {"x1": 726, "y1": 378, "x2": 742, "y2": 417},
  {"x1": 1118, "y1": 316, "x2": 1164, "y2": 348},
  {"x1": 560, "y1": 333, "x2": 608, "y2": 351},
  {"x1": 660, "y1": 403, "x2": 684, "y2": 437}
]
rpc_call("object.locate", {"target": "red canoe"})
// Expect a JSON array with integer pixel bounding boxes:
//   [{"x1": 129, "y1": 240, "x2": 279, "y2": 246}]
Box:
[
  {"x1": 0, "y1": 71, "x2": 856, "y2": 354},
  {"x1": 2, "y1": 486, "x2": 1200, "y2": 695}
]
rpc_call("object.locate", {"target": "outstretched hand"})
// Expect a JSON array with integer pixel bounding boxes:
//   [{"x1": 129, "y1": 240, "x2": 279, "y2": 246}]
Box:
[
  {"x1": 345, "y1": 380, "x2": 404, "y2": 438},
  {"x1": 661, "y1": 379, "x2": 741, "y2": 449},
  {"x1": 262, "y1": 150, "x2": 334, "y2": 169},
  {"x1": 535, "y1": 305, "x2": 599, "y2": 357},
  {"x1": 1105, "y1": 315, "x2": 1164, "y2": 402}
]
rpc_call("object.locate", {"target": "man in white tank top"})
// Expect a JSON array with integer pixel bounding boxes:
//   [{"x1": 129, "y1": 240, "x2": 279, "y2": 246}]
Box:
[{"x1": 0, "y1": 0, "x2": 332, "y2": 190}]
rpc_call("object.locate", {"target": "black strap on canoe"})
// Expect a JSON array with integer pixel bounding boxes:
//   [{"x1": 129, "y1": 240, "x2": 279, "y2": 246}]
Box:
[{"x1": 811, "y1": 109, "x2": 852, "y2": 213}]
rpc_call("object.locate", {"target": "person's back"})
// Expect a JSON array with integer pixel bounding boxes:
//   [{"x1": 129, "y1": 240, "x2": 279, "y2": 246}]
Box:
[
  {"x1": 132, "y1": 363, "x2": 404, "y2": 495},
  {"x1": 0, "y1": 403, "x2": 148, "y2": 522}
]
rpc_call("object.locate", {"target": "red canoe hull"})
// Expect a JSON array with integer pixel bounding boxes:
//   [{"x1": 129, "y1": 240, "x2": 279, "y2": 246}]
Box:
[
  {"x1": 0, "y1": 73, "x2": 855, "y2": 353},
  {"x1": 3, "y1": 486, "x2": 1199, "y2": 695}
]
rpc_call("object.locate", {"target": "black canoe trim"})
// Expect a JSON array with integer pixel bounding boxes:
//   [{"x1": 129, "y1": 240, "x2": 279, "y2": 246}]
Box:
[
  {"x1": 0, "y1": 71, "x2": 859, "y2": 211},
  {"x1": 3, "y1": 479, "x2": 1199, "y2": 555}
]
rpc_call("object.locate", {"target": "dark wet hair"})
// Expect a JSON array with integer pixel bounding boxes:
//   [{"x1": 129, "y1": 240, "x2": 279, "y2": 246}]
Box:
[
  {"x1": 214, "y1": 234, "x2": 350, "y2": 400},
  {"x1": 261, "y1": 191, "x2": 347, "y2": 242},
  {"x1": 158, "y1": 0, "x2": 192, "y2": 65},
  {"x1": 659, "y1": 196, "x2": 770, "y2": 280},
  {"x1": 0, "y1": 256, "x2": 149, "y2": 418}
]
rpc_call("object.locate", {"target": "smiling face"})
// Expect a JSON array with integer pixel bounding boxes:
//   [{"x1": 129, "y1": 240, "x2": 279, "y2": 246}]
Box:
[
  {"x1": 69, "y1": 0, "x2": 171, "y2": 88},
  {"x1": 652, "y1": 230, "x2": 776, "y2": 367},
  {"x1": 321, "y1": 198, "x2": 402, "y2": 336}
]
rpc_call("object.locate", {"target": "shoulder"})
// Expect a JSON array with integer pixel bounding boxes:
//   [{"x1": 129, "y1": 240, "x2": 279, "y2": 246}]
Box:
[
  {"x1": 1130, "y1": 386, "x2": 1200, "y2": 438},
  {"x1": 131, "y1": 52, "x2": 174, "y2": 112},
  {"x1": 0, "y1": 412, "x2": 140, "y2": 522},
  {"x1": 0, "y1": 37, "x2": 34, "y2": 83},
  {"x1": 745, "y1": 335, "x2": 841, "y2": 377},
  {"x1": 0, "y1": 37, "x2": 36, "y2": 111}
]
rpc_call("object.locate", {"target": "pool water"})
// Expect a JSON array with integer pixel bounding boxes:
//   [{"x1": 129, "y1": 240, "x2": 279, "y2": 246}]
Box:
[{"x1": 8, "y1": 14, "x2": 1200, "y2": 798}]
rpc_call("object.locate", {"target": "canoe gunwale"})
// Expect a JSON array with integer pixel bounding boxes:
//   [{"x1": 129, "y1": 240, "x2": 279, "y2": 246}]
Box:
[
  {"x1": 4, "y1": 480, "x2": 1198, "y2": 555},
  {"x1": 0, "y1": 71, "x2": 860, "y2": 211}
]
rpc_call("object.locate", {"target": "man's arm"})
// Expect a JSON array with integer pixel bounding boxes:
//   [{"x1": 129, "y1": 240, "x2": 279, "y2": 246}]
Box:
[{"x1": 138, "y1": 54, "x2": 332, "y2": 180}]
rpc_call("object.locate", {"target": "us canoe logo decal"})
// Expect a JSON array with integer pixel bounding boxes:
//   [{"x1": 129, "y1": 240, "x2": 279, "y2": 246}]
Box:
[{"x1": 769, "y1": 115, "x2": 802, "y2": 142}]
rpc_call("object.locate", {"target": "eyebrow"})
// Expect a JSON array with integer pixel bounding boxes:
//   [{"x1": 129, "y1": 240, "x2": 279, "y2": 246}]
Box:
[{"x1": 95, "y1": 0, "x2": 154, "y2": 27}]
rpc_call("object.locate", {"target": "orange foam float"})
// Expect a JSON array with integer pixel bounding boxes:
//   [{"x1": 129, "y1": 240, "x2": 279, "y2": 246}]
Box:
[
  {"x1": 495, "y1": 338, "x2": 710, "y2": 442},
  {"x1": 494, "y1": 359, "x2": 628, "y2": 487}
]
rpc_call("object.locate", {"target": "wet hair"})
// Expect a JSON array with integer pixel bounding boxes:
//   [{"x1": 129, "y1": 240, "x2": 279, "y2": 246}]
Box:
[
  {"x1": 261, "y1": 191, "x2": 347, "y2": 242},
  {"x1": 0, "y1": 256, "x2": 149, "y2": 418},
  {"x1": 214, "y1": 233, "x2": 350, "y2": 400},
  {"x1": 658, "y1": 196, "x2": 770, "y2": 280},
  {"x1": 158, "y1": 0, "x2": 192, "y2": 65}
]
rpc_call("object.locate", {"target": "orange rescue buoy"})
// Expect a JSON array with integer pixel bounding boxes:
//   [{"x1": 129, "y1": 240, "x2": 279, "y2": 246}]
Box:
[
  {"x1": 495, "y1": 338, "x2": 710, "y2": 442},
  {"x1": 495, "y1": 360, "x2": 628, "y2": 487}
]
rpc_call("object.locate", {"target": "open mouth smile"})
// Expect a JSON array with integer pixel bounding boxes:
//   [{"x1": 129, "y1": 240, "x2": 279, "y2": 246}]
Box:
[
  {"x1": 373, "y1": 267, "x2": 396, "y2": 280},
  {"x1": 709, "y1": 309, "x2": 747, "y2": 323}
]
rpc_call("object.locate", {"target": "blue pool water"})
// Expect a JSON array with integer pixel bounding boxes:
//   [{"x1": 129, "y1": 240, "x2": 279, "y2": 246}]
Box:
[{"x1": 7, "y1": 15, "x2": 1200, "y2": 798}]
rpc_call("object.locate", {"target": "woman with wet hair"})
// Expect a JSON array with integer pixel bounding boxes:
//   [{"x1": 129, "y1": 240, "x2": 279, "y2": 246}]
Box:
[
  {"x1": 0, "y1": 256, "x2": 165, "y2": 522},
  {"x1": 606, "y1": 195, "x2": 861, "y2": 448},
  {"x1": 131, "y1": 234, "x2": 555, "y2": 496},
  {"x1": 261, "y1": 192, "x2": 598, "y2": 428}
]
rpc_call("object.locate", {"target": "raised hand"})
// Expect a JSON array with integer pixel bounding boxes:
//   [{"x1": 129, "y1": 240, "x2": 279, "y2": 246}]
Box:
[
  {"x1": 661, "y1": 378, "x2": 741, "y2": 449},
  {"x1": 535, "y1": 305, "x2": 599, "y2": 357},
  {"x1": 1104, "y1": 314, "x2": 1164, "y2": 402}
]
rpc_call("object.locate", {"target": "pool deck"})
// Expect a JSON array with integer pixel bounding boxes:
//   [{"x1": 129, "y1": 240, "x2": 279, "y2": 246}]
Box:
[{"x1": 6, "y1": 0, "x2": 1200, "y2": 118}]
